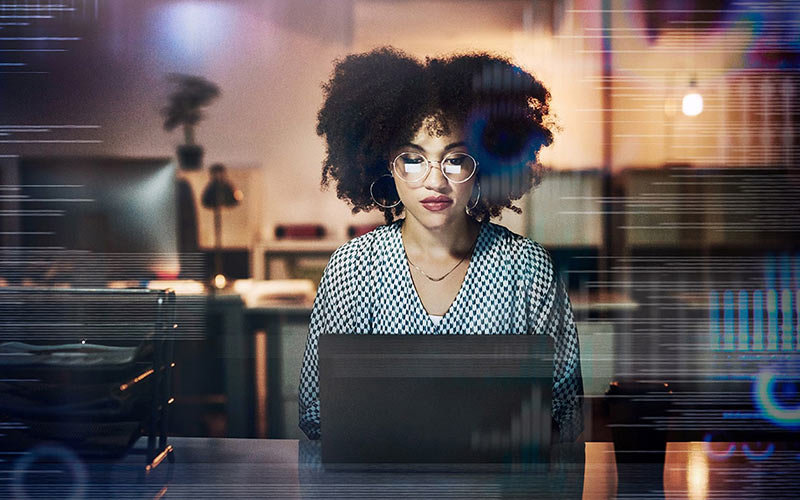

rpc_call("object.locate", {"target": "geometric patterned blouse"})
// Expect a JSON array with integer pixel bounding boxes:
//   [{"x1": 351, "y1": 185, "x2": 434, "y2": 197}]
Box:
[{"x1": 298, "y1": 219, "x2": 583, "y2": 442}]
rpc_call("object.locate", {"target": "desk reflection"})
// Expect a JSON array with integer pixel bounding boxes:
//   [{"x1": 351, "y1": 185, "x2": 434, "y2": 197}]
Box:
[{"x1": 4, "y1": 438, "x2": 798, "y2": 499}]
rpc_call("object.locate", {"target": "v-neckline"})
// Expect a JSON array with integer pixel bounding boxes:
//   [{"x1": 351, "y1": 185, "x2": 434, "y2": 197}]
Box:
[{"x1": 395, "y1": 219, "x2": 486, "y2": 330}]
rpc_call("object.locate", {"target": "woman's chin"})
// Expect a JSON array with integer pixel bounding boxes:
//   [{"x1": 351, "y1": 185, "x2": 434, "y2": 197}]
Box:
[{"x1": 408, "y1": 207, "x2": 465, "y2": 230}]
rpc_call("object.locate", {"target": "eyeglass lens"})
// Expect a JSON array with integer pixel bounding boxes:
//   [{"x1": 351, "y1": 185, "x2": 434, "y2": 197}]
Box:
[{"x1": 393, "y1": 152, "x2": 476, "y2": 183}]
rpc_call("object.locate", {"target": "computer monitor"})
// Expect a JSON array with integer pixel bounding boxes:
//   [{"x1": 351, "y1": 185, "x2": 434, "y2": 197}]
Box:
[{"x1": 1, "y1": 156, "x2": 178, "y2": 285}]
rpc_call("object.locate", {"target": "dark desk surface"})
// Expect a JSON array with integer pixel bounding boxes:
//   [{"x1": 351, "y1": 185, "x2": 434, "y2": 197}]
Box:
[{"x1": 4, "y1": 437, "x2": 798, "y2": 499}]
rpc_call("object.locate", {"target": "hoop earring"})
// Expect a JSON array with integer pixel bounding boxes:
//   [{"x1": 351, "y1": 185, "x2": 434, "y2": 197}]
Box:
[
  {"x1": 466, "y1": 182, "x2": 481, "y2": 216},
  {"x1": 370, "y1": 174, "x2": 401, "y2": 209}
]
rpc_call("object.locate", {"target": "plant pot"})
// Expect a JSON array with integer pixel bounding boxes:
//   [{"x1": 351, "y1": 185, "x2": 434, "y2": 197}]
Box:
[{"x1": 177, "y1": 144, "x2": 204, "y2": 171}]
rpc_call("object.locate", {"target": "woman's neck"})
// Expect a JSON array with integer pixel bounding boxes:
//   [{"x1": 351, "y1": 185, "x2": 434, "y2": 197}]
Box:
[{"x1": 401, "y1": 214, "x2": 481, "y2": 260}]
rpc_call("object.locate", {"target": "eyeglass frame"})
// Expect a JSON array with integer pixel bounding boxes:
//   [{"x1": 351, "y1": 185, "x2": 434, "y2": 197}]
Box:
[{"x1": 389, "y1": 151, "x2": 479, "y2": 184}]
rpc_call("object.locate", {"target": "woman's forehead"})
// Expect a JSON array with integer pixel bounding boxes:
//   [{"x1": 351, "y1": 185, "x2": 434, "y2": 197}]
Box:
[{"x1": 409, "y1": 117, "x2": 466, "y2": 150}]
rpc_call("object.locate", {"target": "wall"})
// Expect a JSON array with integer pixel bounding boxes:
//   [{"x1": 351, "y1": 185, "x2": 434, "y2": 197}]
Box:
[
  {"x1": 0, "y1": 0, "x2": 607, "y2": 246},
  {"x1": 1, "y1": 0, "x2": 381, "y2": 247},
  {"x1": 4, "y1": 0, "x2": 793, "y2": 248},
  {"x1": 606, "y1": 0, "x2": 799, "y2": 169}
]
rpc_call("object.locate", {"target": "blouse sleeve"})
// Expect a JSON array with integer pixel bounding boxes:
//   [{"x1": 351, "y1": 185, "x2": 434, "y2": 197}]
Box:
[
  {"x1": 538, "y1": 265, "x2": 584, "y2": 442},
  {"x1": 298, "y1": 243, "x2": 359, "y2": 440},
  {"x1": 298, "y1": 254, "x2": 334, "y2": 440}
]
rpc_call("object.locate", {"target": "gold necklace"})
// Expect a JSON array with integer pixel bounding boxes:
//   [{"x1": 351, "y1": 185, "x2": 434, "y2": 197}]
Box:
[{"x1": 402, "y1": 230, "x2": 479, "y2": 282}]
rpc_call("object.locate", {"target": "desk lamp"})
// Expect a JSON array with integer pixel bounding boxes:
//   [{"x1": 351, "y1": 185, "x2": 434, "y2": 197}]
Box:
[{"x1": 201, "y1": 163, "x2": 242, "y2": 289}]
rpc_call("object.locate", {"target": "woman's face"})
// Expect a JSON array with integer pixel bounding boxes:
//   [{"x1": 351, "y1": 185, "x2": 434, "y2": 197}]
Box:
[{"x1": 390, "y1": 120, "x2": 477, "y2": 231}]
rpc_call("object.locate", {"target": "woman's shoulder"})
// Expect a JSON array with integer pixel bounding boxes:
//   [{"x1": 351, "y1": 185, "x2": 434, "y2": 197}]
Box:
[
  {"x1": 483, "y1": 222, "x2": 559, "y2": 308},
  {"x1": 325, "y1": 221, "x2": 397, "y2": 271},
  {"x1": 483, "y1": 221, "x2": 554, "y2": 268}
]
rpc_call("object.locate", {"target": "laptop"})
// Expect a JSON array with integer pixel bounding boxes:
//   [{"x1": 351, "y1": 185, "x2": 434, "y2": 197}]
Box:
[{"x1": 318, "y1": 334, "x2": 555, "y2": 466}]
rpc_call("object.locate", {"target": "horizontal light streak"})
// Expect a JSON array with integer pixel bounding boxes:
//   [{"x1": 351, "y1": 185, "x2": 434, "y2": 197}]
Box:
[
  {"x1": 0, "y1": 37, "x2": 81, "y2": 41},
  {"x1": 568, "y1": 9, "x2": 797, "y2": 12},
  {"x1": 0, "y1": 129, "x2": 52, "y2": 133},
  {"x1": 581, "y1": 50, "x2": 800, "y2": 53},
  {"x1": 0, "y1": 140, "x2": 101, "y2": 143},
  {"x1": 0, "y1": 49, "x2": 66, "y2": 52},
  {"x1": 0, "y1": 124, "x2": 99, "y2": 128}
]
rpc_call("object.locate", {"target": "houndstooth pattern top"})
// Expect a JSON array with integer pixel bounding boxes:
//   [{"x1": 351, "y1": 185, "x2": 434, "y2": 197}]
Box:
[{"x1": 298, "y1": 219, "x2": 583, "y2": 442}]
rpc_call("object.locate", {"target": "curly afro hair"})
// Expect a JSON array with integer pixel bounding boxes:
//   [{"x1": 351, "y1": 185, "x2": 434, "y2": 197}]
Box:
[{"x1": 316, "y1": 46, "x2": 556, "y2": 224}]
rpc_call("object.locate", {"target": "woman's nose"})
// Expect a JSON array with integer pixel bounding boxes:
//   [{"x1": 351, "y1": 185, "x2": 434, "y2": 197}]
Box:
[{"x1": 424, "y1": 161, "x2": 449, "y2": 189}]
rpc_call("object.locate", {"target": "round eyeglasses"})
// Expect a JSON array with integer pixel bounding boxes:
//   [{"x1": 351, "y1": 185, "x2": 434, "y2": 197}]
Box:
[{"x1": 391, "y1": 152, "x2": 478, "y2": 184}]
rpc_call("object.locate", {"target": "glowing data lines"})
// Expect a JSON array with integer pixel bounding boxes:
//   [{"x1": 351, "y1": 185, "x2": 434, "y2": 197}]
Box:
[
  {"x1": 738, "y1": 290, "x2": 749, "y2": 351},
  {"x1": 781, "y1": 288, "x2": 794, "y2": 351},
  {"x1": 723, "y1": 289, "x2": 735, "y2": 350},
  {"x1": 709, "y1": 289, "x2": 798, "y2": 351},
  {"x1": 754, "y1": 289, "x2": 764, "y2": 350},
  {"x1": 754, "y1": 370, "x2": 800, "y2": 429},
  {"x1": 701, "y1": 433, "x2": 736, "y2": 460},
  {"x1": 0, "y1": 37, "x2": 81, "y2": 41},
  {"x1": 767, "y1": 289, "x2": 778, "y2": 351},
  {"x1": 741, "y1": 442, "x2": 775, "y2": 461},
  {"x1": 702, "y1": 435, "x2": 777, "y2": 462},
  {"x1": 710, "y1": 290, "x2": 720, "y2": 348}
]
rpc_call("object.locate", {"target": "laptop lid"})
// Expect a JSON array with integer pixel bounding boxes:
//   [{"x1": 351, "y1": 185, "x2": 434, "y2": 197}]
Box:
[{"x1": 319, "y1": 334, "x2": 555, "y2": 465}]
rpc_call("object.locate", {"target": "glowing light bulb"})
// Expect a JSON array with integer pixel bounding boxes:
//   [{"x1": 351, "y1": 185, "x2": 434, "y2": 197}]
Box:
[
  {"x1": 214, "y1": 274, "x2": 227, "y2": 289},
  {"x1": 682, "y1": 92, "x2": 703, "y2": 116}
]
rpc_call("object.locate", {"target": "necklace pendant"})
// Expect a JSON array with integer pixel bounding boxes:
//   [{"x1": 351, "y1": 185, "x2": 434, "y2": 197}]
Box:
[
  {"x1": 411, "y1": 258, "x2": 464, "y2": 282},
  {"x1": 402, "y1": 224, "x2": 479, "y2": 283}
]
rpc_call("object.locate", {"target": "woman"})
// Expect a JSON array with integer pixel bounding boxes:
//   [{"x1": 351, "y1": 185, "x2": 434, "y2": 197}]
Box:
[{"x1": 299, "y1": 47, "x2": 583, "y2": 443}]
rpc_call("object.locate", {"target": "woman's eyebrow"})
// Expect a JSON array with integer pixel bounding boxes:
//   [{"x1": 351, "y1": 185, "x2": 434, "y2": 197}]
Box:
[{"x1": 401, "y1": 141, "x2": 466, "y2": 151}]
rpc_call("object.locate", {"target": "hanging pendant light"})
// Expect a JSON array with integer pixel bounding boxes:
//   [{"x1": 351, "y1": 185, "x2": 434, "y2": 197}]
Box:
[{"x1": 682, "y1": 77, "x2": 703, "y2": 117}]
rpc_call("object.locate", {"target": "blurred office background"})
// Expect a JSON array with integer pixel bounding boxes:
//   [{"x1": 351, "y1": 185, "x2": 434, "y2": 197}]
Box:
[{"x1": 0, "y1": 0, "x2": 798, "y2": 458}]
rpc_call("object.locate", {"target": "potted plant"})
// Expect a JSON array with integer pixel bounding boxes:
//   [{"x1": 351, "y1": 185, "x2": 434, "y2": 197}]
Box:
[{"x1": 161, "y1": 73, "x2": 221, "y2": 170}]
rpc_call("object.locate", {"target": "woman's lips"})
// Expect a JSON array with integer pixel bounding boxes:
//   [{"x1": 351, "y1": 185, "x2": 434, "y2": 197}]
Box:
[{"x1": 420, "y1": 200, "x2": 453, "y2": 211}]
